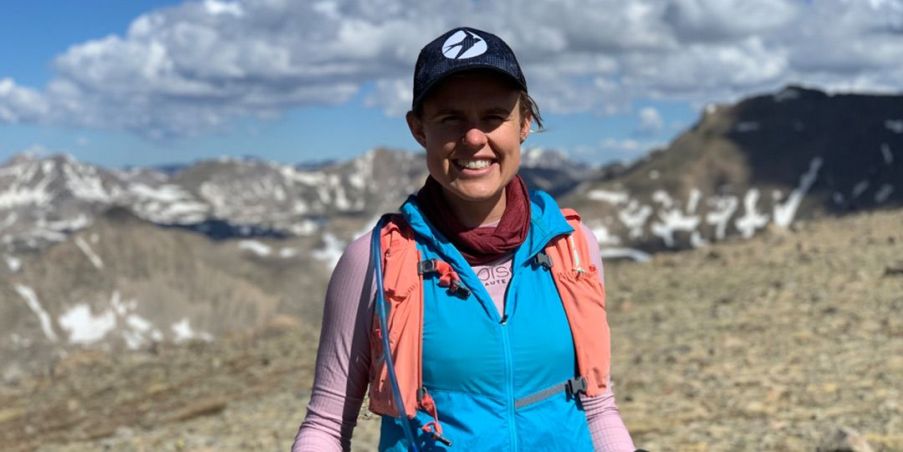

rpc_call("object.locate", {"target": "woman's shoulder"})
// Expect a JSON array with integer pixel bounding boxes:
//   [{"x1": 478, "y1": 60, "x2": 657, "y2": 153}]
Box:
[{"x1": 331, "y1": 230, "x2": 373, "y2": 279}]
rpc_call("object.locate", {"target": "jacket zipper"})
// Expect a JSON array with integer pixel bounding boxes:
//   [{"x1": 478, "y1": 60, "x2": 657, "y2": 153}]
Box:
[{"x1": 501, "y1": 262, "x2": 518, "y2": 451}]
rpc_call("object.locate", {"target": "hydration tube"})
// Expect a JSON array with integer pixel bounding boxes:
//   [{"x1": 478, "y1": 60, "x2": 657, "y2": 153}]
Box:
[{"x1": 370, "y1": 217, "x2": 421, "y2": 452}]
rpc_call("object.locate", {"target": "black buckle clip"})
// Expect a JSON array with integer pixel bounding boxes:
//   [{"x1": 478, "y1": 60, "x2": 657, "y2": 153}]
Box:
[
  {"x1": 417, "y1": 386, "x2": 427, "y2": 403},
  {"x1": 418, "y1": 259, "x2": 439, "y2": 275},
  {"x1": 451, "y1": 282, "x2": 471, "y2": 298},
  {"x1": 533, "y1": 251, "x2": 553, "y2": 269},
  {"x1": 565, "y1": 377, "x2": 587, "y2": 396}
]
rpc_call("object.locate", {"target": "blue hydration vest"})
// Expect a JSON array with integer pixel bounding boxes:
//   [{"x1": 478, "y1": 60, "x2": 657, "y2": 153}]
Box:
[{"x1": 377, "y1": 191, "x2": 594, "y2": 451}]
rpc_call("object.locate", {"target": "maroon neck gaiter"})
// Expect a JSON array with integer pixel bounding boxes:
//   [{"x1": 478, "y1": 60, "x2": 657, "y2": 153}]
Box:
[{"x1": 415, "y1": 175, "x2": 531, "y2": 266}]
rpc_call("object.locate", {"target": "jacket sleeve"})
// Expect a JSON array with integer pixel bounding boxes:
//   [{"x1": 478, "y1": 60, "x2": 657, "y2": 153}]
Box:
[
  {"x1": 292, "y1": 233, "x2": 375, "y2": 452},
  {"x1": 579, "y1": 223, "x2": 637, "y2": 452}
]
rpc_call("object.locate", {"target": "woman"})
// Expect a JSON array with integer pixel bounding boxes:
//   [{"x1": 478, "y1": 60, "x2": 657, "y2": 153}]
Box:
[{"x1": 292, "y1": 27, "x2": 636, "y2": 451}]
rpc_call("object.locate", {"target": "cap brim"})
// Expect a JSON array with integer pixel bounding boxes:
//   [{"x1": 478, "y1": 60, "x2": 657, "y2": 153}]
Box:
[{"x1": 412, "y1": 63, "x2": 527, "y2": 110}]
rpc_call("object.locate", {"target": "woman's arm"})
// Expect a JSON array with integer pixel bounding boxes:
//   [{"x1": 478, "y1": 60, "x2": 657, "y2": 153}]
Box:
[
  {"x1": 581, "y1": 223, "x2": 636, "y2": 452},
  {"x1": 292, "y1": 233, "x2": 375, "y2": 452}
]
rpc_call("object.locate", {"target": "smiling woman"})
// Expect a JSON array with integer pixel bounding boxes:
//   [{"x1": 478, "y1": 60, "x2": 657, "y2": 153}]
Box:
[
  {"x1": 407, "y1": 71, "x2": 529, "y2": 226},
  {"x1": 291, "y1": 27, "x2": 638, "y2": 452}
]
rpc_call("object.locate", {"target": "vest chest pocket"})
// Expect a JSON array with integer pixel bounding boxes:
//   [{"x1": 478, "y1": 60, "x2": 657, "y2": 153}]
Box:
[{"x1": 557, "y1": 266, "x2": 606, "y2": 310}]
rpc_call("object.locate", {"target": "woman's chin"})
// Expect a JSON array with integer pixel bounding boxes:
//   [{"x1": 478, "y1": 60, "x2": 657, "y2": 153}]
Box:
[{"x1": 446, "y1": 185, "x2": 504, "y2": 204}]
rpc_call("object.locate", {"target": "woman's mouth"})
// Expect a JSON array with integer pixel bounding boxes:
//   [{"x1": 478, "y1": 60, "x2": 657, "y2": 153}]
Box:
[{"x1": 454, "y1": 158, "x2": 494, "y2": 170}]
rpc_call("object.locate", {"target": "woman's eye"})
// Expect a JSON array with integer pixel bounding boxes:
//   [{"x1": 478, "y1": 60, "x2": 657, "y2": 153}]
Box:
[{"x1": 484, "y1": 115, "x2": 506, "y2": 124}]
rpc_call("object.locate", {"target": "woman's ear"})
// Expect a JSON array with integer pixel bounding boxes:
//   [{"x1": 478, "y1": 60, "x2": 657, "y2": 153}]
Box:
[
  {"x1": 520, "y1": 112, "x2": 532, "y2": 143},
  {"x1": 406, "y1": 111, "x2": 427, "y2": 148}
]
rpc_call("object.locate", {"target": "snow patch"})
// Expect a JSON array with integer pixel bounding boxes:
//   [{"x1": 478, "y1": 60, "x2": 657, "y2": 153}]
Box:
[
  {"x1": 852, "y1": 180, "x2": 870, "y2": 198},
  {"x1": 885, "y1": 119, "x2": 903, "y2": 133},
  {"x1": 599, "y1": 247, "x2": 651, "y2": 263},
  {"x1": 279, "y1": 247, "x2": 297, "y2": 258},
  {"x1": 313, "y1": 233, "x2": 345, "y2": 269},
  {"x1": 522, "y1": 148, "x2": 547, "y2": 167},
  {"x1": 735, "y1": 189, "x2": 769, "y2": 238},
  {"x1": 650, "y1": 208, "x2": 700, "y2": 248},
  {"x1": 46, "y1": 214, "x2": 91, "y2": 232},
  {"x1": 123, "y1": 312, "x2": 162, "y2": 349},
  {"x1": 14, "y1": 285, "x2": 58, "y2": 342},
  {"x1": 74, "y1": 236, "x2": 104, "y2": 269},
  {"x1": 290, "y1": 219, "x2": 319, "y2": 235},
  {"x1": 773, "y1": 88, "x2": 800, "y2": 102},
  {"x1": 239, "y1": 240, "x2": 272, "y2": 257},
  {"x1": 706, "y1": 195, "x2": 738, "y2": 241},
  {"x1": 30, "y1": 223, "x2": 67, "y2": 242},
  {"x1": 58, "y1": 303, "x2": 116, "y2": 344},
  {"x1": 591, "y1": 225, "x2": 621, "y2": 246},
  {"x1": 292, "y1": 200, "x2": 309, "y2": 215},
  {"x1": 881, "y1": 143, "x2": 894, "y2": 164},
  {"x1": 348, "y1": 172, "x2": 365, "y2": 190},
  {"x1": 875, "y1": 184, "x2": 894, "y2": 203},
  {"x1": 735, "y1": 121, "x2": 760, "y2": 133},
  {"x1": 618, "y1": 200, "x2": 652, "y2": 239},
  {"x1": 652, "y1": 190, "x2": 674, "y2": 208},
  {"x1": 57, "y1": 291, "x2": 161, "y2": 349},
  {"x1": 63, "y1": 162, "x2": 110, "y2": 202},
  {"x1": 773, "y1": 157, "x2": 823, "y2": 228},
  {"x1": 0, "y1": 184, "x2": 53, "y2": 209},
  {"x1": 171, "y1": 318, "x2": 213, "y2": 343},
  {"x1": 4, "y1": 254, "x2": 21, "y2": 272},
  {"x1": 690, "y1": 231, "x2": 708, "y2": 248},
  {"x1": 648, "y1": 170, "x2": 660, "y2": 180},
  {"x1": 130, "y1": 183, "x2": 190, "y2": 202},
  {"x1": 587, "y1": 189, "x2": 629, "y2": 205}
]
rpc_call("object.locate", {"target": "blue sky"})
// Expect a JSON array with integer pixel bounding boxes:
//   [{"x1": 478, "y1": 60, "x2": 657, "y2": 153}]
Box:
[{"x1": 1, "y1": 0, "x2": 900, "y2": 168}]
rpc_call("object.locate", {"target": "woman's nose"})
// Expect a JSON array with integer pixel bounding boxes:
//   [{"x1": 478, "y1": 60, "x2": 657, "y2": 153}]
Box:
[{"x1": 460, "y1": 127, "x2": 488, "y2": 150}]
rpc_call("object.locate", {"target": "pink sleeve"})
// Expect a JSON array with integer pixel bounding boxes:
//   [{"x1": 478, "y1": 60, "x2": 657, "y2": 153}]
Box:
[
  {"x1": 580, "y1": 223, "x2": 637, "y2": 452},
  {"x1": 292, "y1": 233, "x2": 375, "y2": 452}
]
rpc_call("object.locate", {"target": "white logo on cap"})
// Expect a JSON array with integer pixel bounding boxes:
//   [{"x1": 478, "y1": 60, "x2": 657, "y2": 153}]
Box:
[{"x1": 441, "y1": 29, "x2": 487, "y2": 59}]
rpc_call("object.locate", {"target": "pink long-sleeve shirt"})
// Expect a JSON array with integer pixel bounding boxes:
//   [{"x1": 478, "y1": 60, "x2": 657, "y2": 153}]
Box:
[{"x1": 292, "y1": 223, "x2": 636, "y2": 451}]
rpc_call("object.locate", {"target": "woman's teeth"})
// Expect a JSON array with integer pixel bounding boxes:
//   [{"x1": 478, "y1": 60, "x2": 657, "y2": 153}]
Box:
[{"x1": 457, "y1": 159, "x2": 491, "y2": 169}]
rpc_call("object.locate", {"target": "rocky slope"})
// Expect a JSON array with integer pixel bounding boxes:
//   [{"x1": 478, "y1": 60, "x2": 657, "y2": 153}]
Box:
[
  {"x1": 565, "y1": 86, "x2": 903, "y2": 254},
  {"x1": 0, "y1": 207, "x2": 334, "y2": 380},
  {"x1": 2, "y1": 208, "x2": 900, "y2": 451}
]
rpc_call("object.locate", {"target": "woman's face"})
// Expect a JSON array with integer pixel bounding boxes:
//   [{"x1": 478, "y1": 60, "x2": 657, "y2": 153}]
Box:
[{"x1": 407, "y1": 71, "x2": 531, "y2": 207}]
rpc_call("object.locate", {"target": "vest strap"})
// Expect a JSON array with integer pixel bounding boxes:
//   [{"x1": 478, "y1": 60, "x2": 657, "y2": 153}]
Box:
[
  {"x1": 514, "y1": 377, "x2": 588, "y2": 409},
  {"x1": 418, "y1": 386, "x2": 453, "y2": 446}
]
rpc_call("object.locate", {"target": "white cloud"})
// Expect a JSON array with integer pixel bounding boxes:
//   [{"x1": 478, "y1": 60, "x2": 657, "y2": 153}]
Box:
[
  {"x1": 0, "y1": 0, "x2": 901, "y2": 138},
  {"x1": 638, "y1": 107, "x2": 664, "y2": 134},
  {"x1": 0, "y1": 78, "x2": 50, "y2": 123},
  {"x1": 598, "y1": 137, "x2": 665, "y2": 160},
  {"x1": 662, "y1": 0, "x2": 800, "y2": 42}
]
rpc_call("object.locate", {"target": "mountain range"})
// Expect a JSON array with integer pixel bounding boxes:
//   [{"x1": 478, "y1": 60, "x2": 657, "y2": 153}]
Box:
[{"x1": 1, "y1": 85, "x2": 901, "y2": 381}]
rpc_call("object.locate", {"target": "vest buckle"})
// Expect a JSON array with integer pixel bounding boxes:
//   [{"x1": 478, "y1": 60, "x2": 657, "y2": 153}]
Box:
[
  {"x1": 565, "y1": 376, "x2": 588, "y2": 397},
  {"x1": 533, "y1": 251, "x2": 553, "y2": 269},
  {"x1": 418, "y1": 259, "x2": 439, "y2": 275}
]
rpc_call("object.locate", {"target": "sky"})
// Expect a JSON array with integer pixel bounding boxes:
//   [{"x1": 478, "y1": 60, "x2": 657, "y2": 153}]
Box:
[{"x1": 1, "y1": 0, "x2": 902, "y2": 168}]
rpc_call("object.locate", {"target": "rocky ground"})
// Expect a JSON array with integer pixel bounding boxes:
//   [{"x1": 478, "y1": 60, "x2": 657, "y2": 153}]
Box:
[{"x1": 1, "y1": 208, "x2": 901, "y2": 451}]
